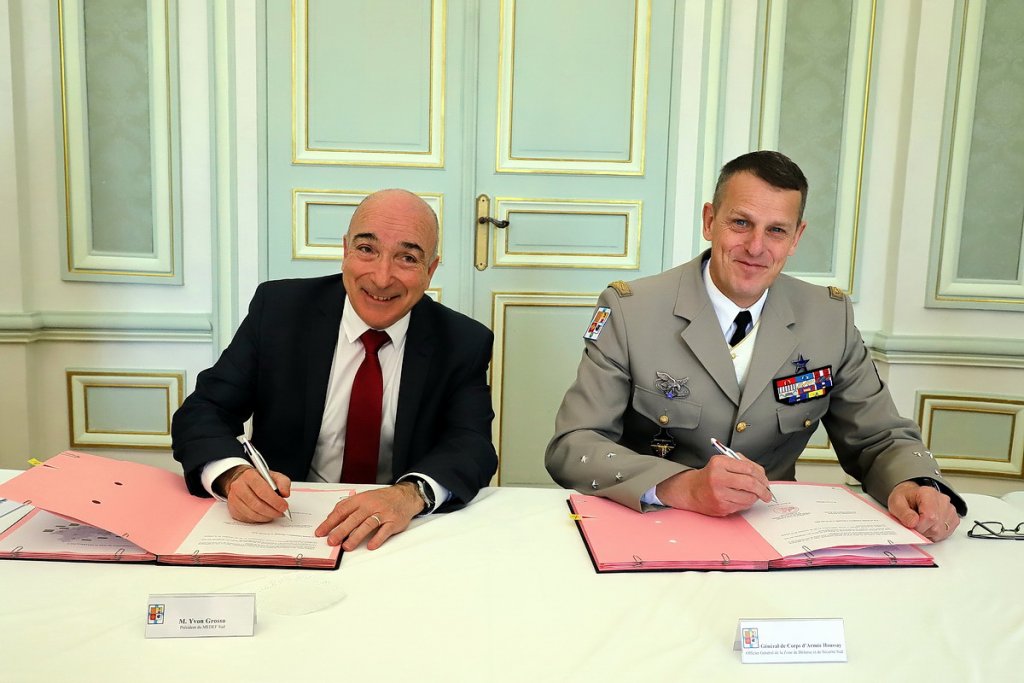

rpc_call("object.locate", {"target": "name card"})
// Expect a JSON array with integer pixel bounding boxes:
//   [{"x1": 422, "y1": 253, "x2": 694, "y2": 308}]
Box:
[
  {"x1": 734, "y1": 618, "x2": 847, "y2": 663},
  {"x1": 145, "y1": 593, "x2": 256, "y2": 639}
]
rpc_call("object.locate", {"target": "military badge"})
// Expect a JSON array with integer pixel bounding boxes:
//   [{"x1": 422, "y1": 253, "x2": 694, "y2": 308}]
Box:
[
  {"x1": 792, "y1": 354, "x2": 810, "y2": 374},
  {"x1": 774, "y1": 366, "x2": 833, "y2": 405},
  {"x1": 650, "y1": 427, "x2": 676, "y2": 458},
  {"x1": 584, "y1": 306, "x2": 611, "y2": 340},
  {"x1": 654, "y1": 371, "x2": 689, "y2": 399}
]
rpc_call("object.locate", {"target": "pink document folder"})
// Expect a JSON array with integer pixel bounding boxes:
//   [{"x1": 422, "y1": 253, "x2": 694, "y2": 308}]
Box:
[
  {"x1": 0, "y1": 451, "x2": 343, "y2": 569},
  {"x1": 569, "y1": 489, "x2": 934, "y2": 572}
]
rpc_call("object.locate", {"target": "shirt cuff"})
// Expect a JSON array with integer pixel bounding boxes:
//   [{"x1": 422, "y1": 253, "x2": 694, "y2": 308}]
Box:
[
  {"x1": 201, "y1": 457, "x2": 251, "y2": 501},
  {"x1": 398, "y1": 472, "x2": 450, "y2": 515},
  {"x1": 640, "y1": 485, "x2": 665, "y2": 508}
]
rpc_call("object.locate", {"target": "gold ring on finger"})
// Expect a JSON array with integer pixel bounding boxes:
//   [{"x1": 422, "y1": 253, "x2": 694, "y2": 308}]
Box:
[{"x1": 370, "y1": 514, "x2": 382, "y2": 527}]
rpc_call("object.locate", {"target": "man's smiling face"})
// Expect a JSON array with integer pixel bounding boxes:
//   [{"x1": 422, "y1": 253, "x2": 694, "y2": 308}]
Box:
[
  {"x1": 341, "y1": 190, "x2": 439, "y2": 329},
  {"x1": 702, "y1": 171, "x2": 806, "y2": 308}
]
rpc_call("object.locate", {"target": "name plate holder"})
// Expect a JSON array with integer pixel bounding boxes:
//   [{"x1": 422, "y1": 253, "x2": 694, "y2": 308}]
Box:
[
  {"x1": 734, "y1": 618, "x2": 847, "y2": 663},
  {"x1": 145, "y1": 593, "x2": 256, "y2": 639}
]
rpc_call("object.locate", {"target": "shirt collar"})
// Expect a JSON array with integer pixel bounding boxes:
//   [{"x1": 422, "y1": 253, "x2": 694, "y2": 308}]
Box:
[
  {"x1": 341, "y1": 299, "x2": 411, "y2": 349},
  {"x1": 701, "y1": 257, "x2": 769, "y2": 338}
]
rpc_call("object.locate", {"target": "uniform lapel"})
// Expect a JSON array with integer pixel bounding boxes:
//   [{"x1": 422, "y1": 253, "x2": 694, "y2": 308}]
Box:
[
  {"x1": 301, "y1": 282, "x2": 345, "y2": 463},
  {"x1": 675, "y1": 256, "x2": 741, "y2": 406},
  {"x1": 738, "y1": 281, "x2": 797, "y2": 416},
  {"x1": 392, "y1": 297, "x2": 436, "y2": 474}
]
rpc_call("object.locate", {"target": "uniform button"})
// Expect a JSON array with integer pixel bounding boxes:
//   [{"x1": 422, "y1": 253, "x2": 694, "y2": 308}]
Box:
[
  {"x1": 736, "y1": 422, "x2": 748, "y2": 433},
  {"x1": 803, "y1": 419, "x2": 812, "y2": 428},
  {"x1": 658, "y1": 415, "x2": 669, "y2": 425},
  {"x1": 730, "y1": 352, "x2": 737, "y2": 360},
  {"x1": 934, "y1": 469, "x2": 940, "y2": 475}
]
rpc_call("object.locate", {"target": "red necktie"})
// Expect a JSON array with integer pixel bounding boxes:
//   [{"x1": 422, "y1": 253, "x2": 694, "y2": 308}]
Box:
[{"x1": 341, "y1": 329, "x2": 391, "y2": 483}]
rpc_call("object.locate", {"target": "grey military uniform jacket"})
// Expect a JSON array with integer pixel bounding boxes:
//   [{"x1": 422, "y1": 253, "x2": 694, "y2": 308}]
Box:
[{"x1": 546, "y1": 252, "x2": 966, "y2": 515}]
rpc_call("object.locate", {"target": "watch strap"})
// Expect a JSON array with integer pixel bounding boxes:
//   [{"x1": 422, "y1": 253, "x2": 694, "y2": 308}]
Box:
[{"x1": 408, "y1": 476, "x2": 435, "y2": 515}]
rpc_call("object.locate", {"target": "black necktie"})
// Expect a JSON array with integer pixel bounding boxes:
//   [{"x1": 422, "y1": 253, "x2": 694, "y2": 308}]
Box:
[{"x1": 729, "y1": 310, "x2": 752, "y2": 346}]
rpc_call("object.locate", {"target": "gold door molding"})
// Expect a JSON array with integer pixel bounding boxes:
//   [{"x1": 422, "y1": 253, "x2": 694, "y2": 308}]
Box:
[{"x1": 292, "y1": 0, "x2": 446, "y2": 167}]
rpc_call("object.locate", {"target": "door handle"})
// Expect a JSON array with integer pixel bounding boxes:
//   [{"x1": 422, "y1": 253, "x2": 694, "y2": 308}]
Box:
[{"x1": 474, "y1": 194, "x2": 510, "y2": 271}]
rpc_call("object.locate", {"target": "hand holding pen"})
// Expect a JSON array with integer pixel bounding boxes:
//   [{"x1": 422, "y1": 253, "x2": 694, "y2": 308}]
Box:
[
  {"x1": 710, "y1": 437, "x2": 778, "y2": 504},
  {"x1": 240, "y1": 437, "x2": 292, "y2": 520}
]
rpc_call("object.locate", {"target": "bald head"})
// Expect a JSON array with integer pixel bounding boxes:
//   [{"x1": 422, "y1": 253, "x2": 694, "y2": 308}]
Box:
[{"x1": 350, "y1": 189, "x2": 439, "y2": 261}]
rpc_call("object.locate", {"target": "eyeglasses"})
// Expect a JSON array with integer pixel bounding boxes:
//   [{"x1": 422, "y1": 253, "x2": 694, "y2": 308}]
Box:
[{"x1": 967, "y1": 520, "x2": 1024, "y2": 540}]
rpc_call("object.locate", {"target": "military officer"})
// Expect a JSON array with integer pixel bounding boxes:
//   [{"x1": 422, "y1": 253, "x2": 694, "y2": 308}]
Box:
[{"x1": 545, "y1": 151, "x2": 964, "y2": 542}]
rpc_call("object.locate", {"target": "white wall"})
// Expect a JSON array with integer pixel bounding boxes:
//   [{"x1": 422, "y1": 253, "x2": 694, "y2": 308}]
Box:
[{"x1": 1, "y1": 0, "x2": 1021, "y2": 496}]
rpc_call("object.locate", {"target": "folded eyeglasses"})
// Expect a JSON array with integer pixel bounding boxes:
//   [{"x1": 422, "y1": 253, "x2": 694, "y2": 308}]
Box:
[{"x1": 967, "y1": 520, "x2": 1024, "y2": 540}]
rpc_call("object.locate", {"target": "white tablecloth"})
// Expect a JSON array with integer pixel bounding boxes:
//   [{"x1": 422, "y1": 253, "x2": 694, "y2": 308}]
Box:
[{"x1": 1, "y1": 472, "x2": 1021, "y2": 682}]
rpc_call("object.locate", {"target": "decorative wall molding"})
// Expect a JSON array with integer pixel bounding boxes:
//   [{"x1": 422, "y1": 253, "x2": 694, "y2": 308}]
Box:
[
  {"x1": 495, "y1": 0, "x2": 651, "y2": 175},
  {"x1": 0, "y1": 312, "x2": 212, "y2": 344},
  {"x1": 291, "y1": 190, "x2": 443, "y2": 261},
  {"x1": 490, "y1": 292, "x2": 599, "y2": 485},
  {"x1": 753, "y1": 0, "x2": 875, "y2": 294},
  {"x1": 916, "y1": 391, "x2": 1024, "y2": 479},
  {"x1": 491, "y1": 197, "x2": 642, "y2": 269},
  {"x1": 928, "y1": 0, "x2": 1024, "y2": 310},
  {"x1": 862, "y1": 330, "x2": 1024, "y2": 368},
  {"x1": 292, "y1": 0, "x2": 445, "y2": 167},
  {"x1": 67, "y1": 369, "x2": 185, "y2": 449},
  {"x1": 58, "y1": 0, "x2": 182, "y2": 283}
]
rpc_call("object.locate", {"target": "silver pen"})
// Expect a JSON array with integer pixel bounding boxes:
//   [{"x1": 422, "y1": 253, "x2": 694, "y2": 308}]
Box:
[
  {"x1": 240, "y1": 437, "x2": 292, "y2": 520},
  {"x1": 710, "y1": 437, "x2": 778, "y2": 503}
]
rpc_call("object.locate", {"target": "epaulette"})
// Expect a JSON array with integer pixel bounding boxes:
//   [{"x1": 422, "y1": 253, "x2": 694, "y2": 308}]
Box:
[
  {"x1": 827, "y1": 286, "x2": 846, "y2": 301},
  {"x1": 608, "y1": 280, "x2": 633, "y2": 297}
]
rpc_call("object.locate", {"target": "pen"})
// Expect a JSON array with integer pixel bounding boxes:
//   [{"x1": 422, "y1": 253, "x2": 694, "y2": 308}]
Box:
[
  {"x1": 240, "y1": 437, "x2": 292, "y2": 520},
  {"x1": 710, "y1": 437, "x2": 778, "y2": 503}
]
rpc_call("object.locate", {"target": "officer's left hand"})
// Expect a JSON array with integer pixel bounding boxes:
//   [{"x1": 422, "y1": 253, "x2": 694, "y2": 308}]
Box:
[
  {"x1": 315, "y1": 482, "x2": 425, "y2": 551},
  {"x1": 887, "y1": 480, "x2": 959, "y2": 542}
]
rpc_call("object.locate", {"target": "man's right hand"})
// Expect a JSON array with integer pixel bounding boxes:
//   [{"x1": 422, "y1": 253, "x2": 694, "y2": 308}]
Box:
[
  {"x1": 214, "y1": 465, "x2": 292, "y2": 523},
  {"x1": 655, "y1": 454, "x2": 773, "y2": 516}
]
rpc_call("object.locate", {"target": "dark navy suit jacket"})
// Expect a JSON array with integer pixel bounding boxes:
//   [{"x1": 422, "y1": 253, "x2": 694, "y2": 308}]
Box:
[{"x1": 171, "y1": 275, "x2": 497, "y2": 509}]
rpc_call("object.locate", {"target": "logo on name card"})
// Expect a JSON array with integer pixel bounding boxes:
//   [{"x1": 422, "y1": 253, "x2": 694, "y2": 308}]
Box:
[
  {"x1": 148, "y1": 604, "x2": 165, "y2": 625},
  {"x1": 741, "y1": 628, "x2": 759, "y2": 649}
]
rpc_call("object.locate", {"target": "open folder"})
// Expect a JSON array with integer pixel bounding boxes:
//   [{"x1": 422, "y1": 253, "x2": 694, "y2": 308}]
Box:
[
  {"x1": 0, "y1": 451, "x2": 348, "y2": 569},
  {"x1": 569, "y1": 482, "x2": 934, "y2": 572}
]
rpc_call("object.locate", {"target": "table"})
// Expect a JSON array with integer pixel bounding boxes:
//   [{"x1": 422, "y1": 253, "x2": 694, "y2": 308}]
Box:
[{"x1": 1, "y1": 471, "x2": 1022, "y2": 682}]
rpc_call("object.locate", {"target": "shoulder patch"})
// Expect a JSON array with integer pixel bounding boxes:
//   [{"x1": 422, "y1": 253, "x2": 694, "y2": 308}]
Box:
[
  {"x1": 828, "y1": 286, "x2": 846, "y2": 302},
  {"x1": 609, "y1": 280, "x2": 633, "y2": 297},
  {"x1": 584, "y1": 306, "x2": 612, "y2": 341}
]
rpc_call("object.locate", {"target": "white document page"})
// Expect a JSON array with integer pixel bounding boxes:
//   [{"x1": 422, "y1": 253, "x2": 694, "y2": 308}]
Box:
[
  {"x1": 742, "y1": 483, "x2": 927, "y2": 555},
  {"x1": 0, "y1": 508, "x2": 150, "y2": 556},
  {"x1": 173, "y1": 489, "x2": 351, "y2": 558}
]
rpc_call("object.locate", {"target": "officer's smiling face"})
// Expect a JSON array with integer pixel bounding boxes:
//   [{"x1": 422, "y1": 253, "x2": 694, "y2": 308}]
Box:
[{"x1": 701, "y1": 171, "x2": 807, "y2": 309}]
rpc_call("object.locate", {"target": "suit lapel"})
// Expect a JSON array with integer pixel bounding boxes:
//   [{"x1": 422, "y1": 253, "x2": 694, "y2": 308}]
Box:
[
  {"x1": 738, "y1": 282, "x2": 797, "y2": 416},
  {"x1": 392, "y1": 297, "x2": 437, "y2": 474},
  {"x1": 675, "y1": 256, "x2": 741, "y2": 406},
  {"x1": 301, "y1": 283, "x2": 345, "y2": 463}
]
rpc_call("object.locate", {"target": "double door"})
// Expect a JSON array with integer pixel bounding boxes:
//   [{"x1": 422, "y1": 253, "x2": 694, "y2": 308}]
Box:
[{"x1": 265, "y1": 0, "x2": 678, "y2": 485}]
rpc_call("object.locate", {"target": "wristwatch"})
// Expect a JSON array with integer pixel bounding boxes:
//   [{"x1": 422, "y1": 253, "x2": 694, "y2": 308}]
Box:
[{"x1": 407, "y1": 476, "x2": 435, "y2": 515}]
